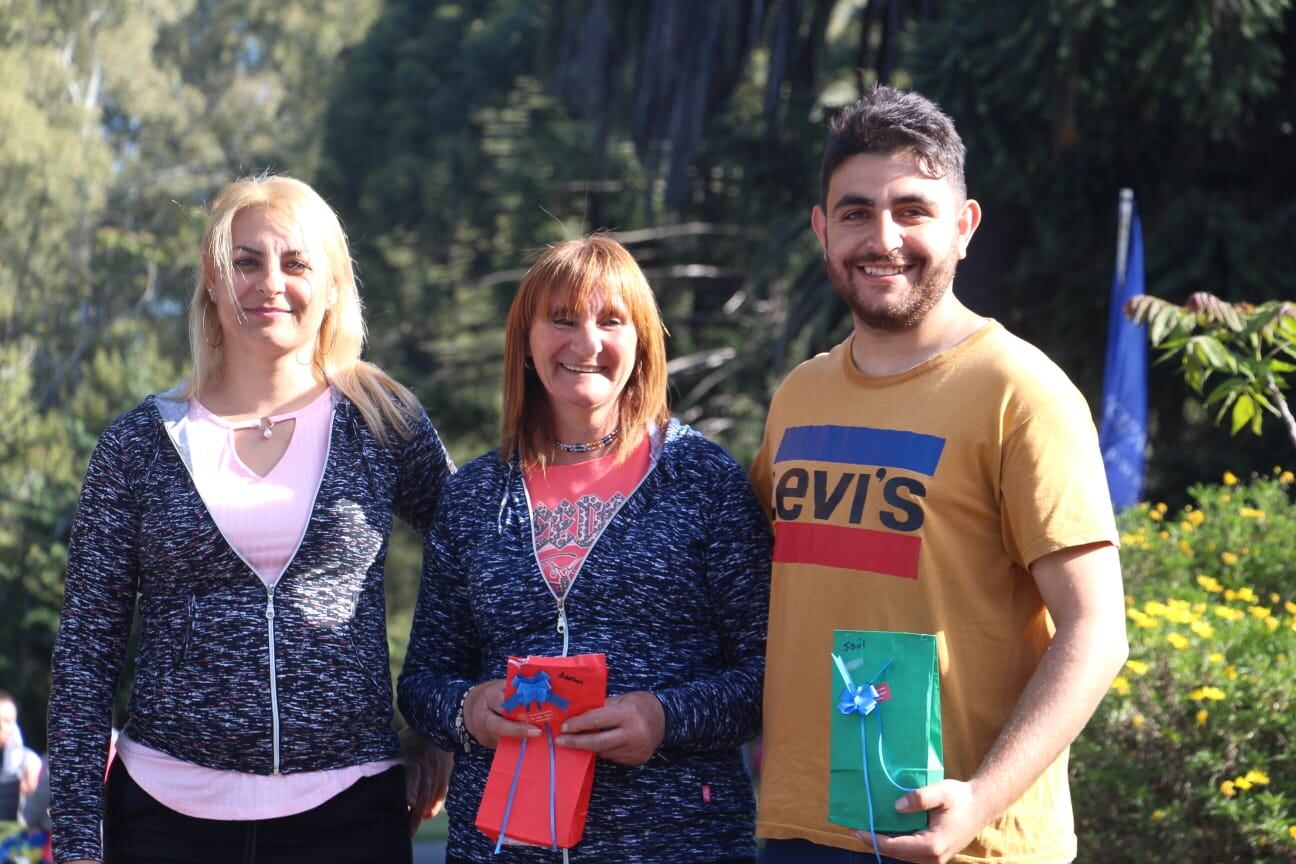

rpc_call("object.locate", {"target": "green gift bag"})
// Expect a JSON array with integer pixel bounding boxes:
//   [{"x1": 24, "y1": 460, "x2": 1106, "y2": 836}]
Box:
[{"x1": 828, "y1": 630, "x2": 943, "y2": 836}]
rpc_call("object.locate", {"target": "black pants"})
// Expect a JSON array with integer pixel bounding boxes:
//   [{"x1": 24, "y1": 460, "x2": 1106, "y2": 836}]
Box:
[{"x1": 104, "y1": 758, "x2": 412, "y2": 864}]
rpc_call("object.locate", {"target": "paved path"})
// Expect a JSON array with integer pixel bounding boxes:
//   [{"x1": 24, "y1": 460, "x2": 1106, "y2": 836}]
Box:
[{"x1": 413, "y1": 841, "x2": 446, "y2": 864}]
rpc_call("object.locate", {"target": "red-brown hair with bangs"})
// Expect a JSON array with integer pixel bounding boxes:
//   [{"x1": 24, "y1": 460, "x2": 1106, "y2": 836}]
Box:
[{"x1": 501, "y1": 235, "x2": 670, "y2": 469}]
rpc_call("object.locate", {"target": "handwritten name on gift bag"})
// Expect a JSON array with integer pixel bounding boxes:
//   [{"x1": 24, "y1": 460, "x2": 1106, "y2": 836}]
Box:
[
  {"x1": 828, "y1": 630, "x2": 943, "y2": 836},
  {"x1": 476, "y1": 653, "x2": 608, "y2": 851}
]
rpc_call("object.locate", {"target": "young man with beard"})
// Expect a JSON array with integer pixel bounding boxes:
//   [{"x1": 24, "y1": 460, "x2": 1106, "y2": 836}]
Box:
[{"x1": 751, "y1": 87, "x2": 1128, "y2": 864}]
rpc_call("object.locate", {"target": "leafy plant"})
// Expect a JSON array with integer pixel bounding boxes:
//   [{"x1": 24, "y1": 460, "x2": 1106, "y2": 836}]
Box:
[{"x1": 1127, "y1": 293, "x2": 1296, "y2": 448}]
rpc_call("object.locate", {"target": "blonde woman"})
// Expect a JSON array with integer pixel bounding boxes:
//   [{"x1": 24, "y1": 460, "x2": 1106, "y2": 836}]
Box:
[
  {"x1": 399, "y1": 236, "x2": 770, "y2": 863},
  {"x1": 48, "y1": 176, "x2": 453, "y2": 864}
]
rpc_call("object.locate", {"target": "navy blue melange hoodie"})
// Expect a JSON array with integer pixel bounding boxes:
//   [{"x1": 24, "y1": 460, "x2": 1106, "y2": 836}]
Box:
[
  {"x1": 398, "y1": 419, "x2": 771, "y2": 863},
  {"x1": 48, "y1": 388, "x2": 452, "y2": 864}
]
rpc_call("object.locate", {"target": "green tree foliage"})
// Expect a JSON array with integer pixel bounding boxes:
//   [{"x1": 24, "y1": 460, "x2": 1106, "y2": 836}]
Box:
[
  {"x1": 910, "y1": 0, "x2": 1296, "y2": 499},
  {"x1": 0, "y1": 0, "x2": 379, "y2": 748}
]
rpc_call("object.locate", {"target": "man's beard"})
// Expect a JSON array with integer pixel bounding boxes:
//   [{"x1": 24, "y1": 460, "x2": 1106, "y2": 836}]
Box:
[{"x1": 824, "y1": 243, "x2": 960, "y2": 332}]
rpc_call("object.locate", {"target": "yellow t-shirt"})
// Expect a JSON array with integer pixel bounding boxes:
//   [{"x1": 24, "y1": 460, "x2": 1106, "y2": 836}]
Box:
[{"x1": 752, "y1": 322, "x2": 1118, "y2": 864}]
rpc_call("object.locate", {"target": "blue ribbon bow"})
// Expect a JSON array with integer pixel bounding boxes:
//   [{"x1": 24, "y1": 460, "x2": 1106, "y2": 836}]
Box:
[
  {"x1": 837, "y1": 682, "x2": 884, "y2": 717},
  {"x1": 500, "y1": 670, "x2": 571, "y2": 714}
]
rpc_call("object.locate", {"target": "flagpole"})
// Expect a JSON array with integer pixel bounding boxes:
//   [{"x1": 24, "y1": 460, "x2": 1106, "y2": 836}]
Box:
[
  {"x1": 1100, "y1": 188, "x2": 1147, "y2": 509},
  {"x1": 1115, "y1": 188, "x2": 1133, "y2": 285}
]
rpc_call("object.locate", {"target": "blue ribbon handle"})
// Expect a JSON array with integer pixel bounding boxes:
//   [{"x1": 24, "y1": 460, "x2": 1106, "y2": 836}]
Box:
[
  {"x1": 494, "y1": 671, "x2": 568, "y2": 854},
  {"x1": 831, "y1": 653, "x2": 919, "y2": 864}
]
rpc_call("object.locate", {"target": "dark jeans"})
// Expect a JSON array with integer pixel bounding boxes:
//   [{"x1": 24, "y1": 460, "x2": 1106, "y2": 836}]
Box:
[
  {"x1": 759, "y1": 838, "x2": 1076, "y2": 864},
  {"x1": 758, "y1": 838, "x2": 907, "y2": 864},
  {"x1": 104, "y1": 758, "x2": 412, "y2": 864}
]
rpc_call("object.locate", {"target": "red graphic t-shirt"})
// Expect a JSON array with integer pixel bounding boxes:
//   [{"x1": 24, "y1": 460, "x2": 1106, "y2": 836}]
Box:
[{"x1": 524, "y1": 435, "x2": 652, "y2": 599}]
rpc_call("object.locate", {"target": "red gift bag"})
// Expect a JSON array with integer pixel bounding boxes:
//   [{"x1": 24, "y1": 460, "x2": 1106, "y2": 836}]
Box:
[{"x1": 475, "y1": 654, "x2": 608, "y2": 851}]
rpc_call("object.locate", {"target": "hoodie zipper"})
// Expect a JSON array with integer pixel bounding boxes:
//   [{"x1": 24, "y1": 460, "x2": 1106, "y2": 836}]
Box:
[
  {"x1": 159, "y1": 392, "x2": 336, "y2": 774},
  {"x1": 517, "y1": 439, "x2": 660, "y2": 657}
]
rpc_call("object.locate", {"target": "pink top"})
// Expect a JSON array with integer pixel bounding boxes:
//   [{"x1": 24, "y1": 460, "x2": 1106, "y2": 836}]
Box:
[
  {"x1": 118, "y1": 388, "x2": 399, "y2": 820},
  {"x1": 188, "y1": 388, "x2": 333, "y2": 585},
  {"x1": 524, "y1": 435, "x2": 652, "y2": 599}
]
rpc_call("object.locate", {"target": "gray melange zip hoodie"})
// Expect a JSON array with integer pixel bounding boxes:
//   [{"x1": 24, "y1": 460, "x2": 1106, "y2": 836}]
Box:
[
  {"x1": 398, "y1": 420, "x2": 771, "y2": 863},
  {"x1": 48, "y1": 387, "x2": 452, "y2": 863}
]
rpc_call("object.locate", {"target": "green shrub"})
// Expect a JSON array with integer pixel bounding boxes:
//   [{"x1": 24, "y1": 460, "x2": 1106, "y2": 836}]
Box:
[{"x1": 1073, "y1": 469, "x2": 1296, "y2": 862}]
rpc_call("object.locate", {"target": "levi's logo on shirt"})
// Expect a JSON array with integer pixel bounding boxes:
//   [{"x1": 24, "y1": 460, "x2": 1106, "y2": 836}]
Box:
[{"x1": 771, "y1": 425, "x2": 945, "y2": 581}]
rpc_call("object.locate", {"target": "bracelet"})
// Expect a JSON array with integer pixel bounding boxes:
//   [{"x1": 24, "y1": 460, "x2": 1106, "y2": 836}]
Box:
[{"x1": 454, "y1": 685, "x2": 477, "y2": 753}]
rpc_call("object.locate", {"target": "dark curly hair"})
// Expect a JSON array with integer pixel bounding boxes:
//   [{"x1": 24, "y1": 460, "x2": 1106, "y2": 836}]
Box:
[{"x1": 821, "y1": 85, "x2": 967, "y2": 204}]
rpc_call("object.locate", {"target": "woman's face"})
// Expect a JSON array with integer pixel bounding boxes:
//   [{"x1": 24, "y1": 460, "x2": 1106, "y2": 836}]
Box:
[
  {"x1": 210, "y1": 206, "x2": 329, "y2": 365},
  {"x1": 527, "y1": 288, "x2": 638, "y2": 430}
]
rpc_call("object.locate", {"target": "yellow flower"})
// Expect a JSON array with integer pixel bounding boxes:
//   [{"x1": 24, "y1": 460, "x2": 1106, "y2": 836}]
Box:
[
  {"x1": 1127, "y1": 609, "x2": 1159, "y2": 629},
  {"x1": 1225, "y1": 665, "x2": 1238, "y2": 681},
  {"x1": 1280, "y1": 470, "x2": 1294, "y2": 485},
  {"x1": 1190, "y1": 686, "x2": 1226, "y2": 701},
  {"x1": 1178, "y1": 521, "x2": 1195, "y2": 533},
  {"x1": 1177, "y1": 539, "x2": 1194, "y2": 556},
  {"x1": 1187, "y1": 510, "x2": 1206, "y2": 526},
  {"x1": 1244, "y1": 769, "x2": 1270, "y2": 785},
  {"x1": 1221, "y1": 495, "x2": 1231, "y2": 503},
  {"x1": 1221, "y1": 780, "x2": 1237, "y2": 797},
  {"x1": 1213, "y1": 607, "x2": 1244, "y2": 621},
  {"x1": 1236, "y1": 586, "x2": 1258, "y2": 603},
  {"x1": 1220, "y1": 551, "x2": 1239, "y2": 566},
  {"x1": 1158, "y1": 530, "x2": 1169, "y2": 539},
  {"x1": 1195, "y1": 709, "x2": 1209, "y2": 726},
  {"x1": 1156, "y1": 502, "x2": 1169, "y2": 513},
  {"x1": 1124, "y1": 659, "x2": 1150, "y2": 676},
  {"x1": 1167, "y1": 633, "x2": 1190, "y2": 650},
  {"x1": 1249, "y1": 605, "x2": 1272, "y2": 619},
  {"x1": 1150, "y1": 809, "x2": 1165, "y2": 821},
  {"x1": 1149, "y1": 509, "x2": 1163, "y2": 522},
  {"x1": 1196, "y1": 575, "x2": 1223, "y2": 593},
  {"x1": 1270, "y1": 593, "x2": 1281, "y2": 604},
  {"x1": 1288, "y1": 825, "x2": 1296, "y2": 840},
  {"x1": 1223, "y1": 471, "x2": 1239, "y2": 486},
  {"x1": 1190, "y1": 620, "x2": 1215, "y2": 639},
  {"x1": 1285, "y1": 600, "x2": 1296, "y2": 616},
  {"x1": 1266, "y1": 616, "x2": 1279, "y2": 631},
  {"x1": 1110, "y1": 676, "x2": 1131, "y2": 695},
  {"x1": 1234, "y1": 776, "x2": 1253, "y2": 791},
  {"x1": 1131, "y1": 713, "x2": 1145, "y2": 728},
  {"x1": 1208, "y1": 652, "x2": 1225, "y2": 663},
  {"x1": 1239, "y1": 506, "x2": 1266, "y2": 520}
]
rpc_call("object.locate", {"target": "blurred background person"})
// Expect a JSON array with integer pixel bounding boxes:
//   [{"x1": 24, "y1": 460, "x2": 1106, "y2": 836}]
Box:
[{"x1": 1, "y1": 690, "x2": 42, "y2": 824}]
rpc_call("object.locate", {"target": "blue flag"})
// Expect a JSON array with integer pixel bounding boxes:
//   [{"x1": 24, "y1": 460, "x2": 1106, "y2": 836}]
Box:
[{"x1": 1099, "y1": 189, "x2": 1148, "y2": 510}]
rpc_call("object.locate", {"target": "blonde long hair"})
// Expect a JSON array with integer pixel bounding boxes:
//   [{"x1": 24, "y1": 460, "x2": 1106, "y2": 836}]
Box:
[
  {"x1": 501, "y1": 235, "x2": 670, "y2": 468},
  {"x1": 185, "y1": 175, "x2": 419, "y2": 446}
]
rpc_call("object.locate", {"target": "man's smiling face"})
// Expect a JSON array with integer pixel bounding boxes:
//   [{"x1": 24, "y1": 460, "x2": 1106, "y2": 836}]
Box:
[{"x1": 812, "y1": 151, "x2": 979, "y2": 332}]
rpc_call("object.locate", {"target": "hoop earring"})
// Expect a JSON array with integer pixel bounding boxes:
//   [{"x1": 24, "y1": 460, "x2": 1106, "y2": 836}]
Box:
[{"x1": 201, "y1": 304, "x2": 223, "y2": 348}]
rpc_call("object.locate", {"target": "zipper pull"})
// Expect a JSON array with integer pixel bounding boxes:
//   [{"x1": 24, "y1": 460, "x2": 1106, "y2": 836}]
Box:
[
  {"x1": 266, "y1": 586, "x2": 275, "y2": 620},
  {"x1": 556, "y1": 596, "x2": 570, "y2": 658}
]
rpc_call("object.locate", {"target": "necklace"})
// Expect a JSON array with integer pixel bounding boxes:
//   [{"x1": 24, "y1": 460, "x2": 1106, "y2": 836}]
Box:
[
  {"x1": 554, "y1": 427, "x2": 620, "y2": 453},
  {"x1": 258, "y1": 416, "x2": 276, "y2": 439}
]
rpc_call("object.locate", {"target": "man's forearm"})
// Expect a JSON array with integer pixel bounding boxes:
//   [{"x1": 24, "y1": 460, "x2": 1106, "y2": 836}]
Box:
[{"x1": 968, "y1": 544, "x2": 1128, "y2": 822}]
